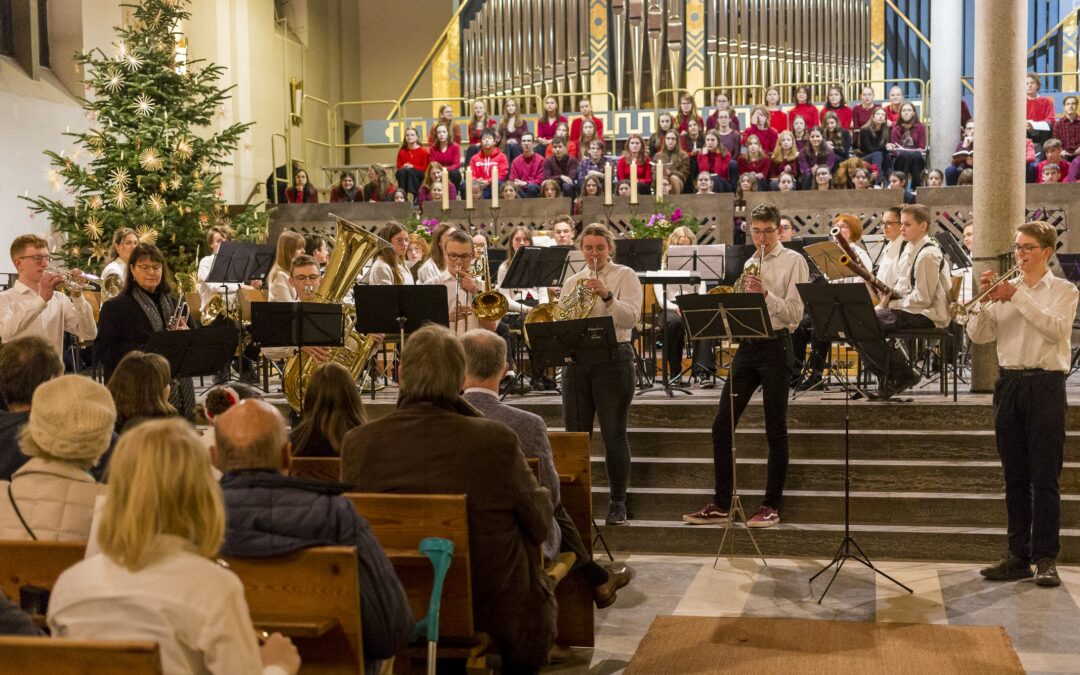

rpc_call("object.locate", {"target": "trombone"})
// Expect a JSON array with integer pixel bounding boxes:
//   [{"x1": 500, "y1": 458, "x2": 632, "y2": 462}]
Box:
[{"x1": 949, "y1": 262, "x2": 1024, "y2": 325}]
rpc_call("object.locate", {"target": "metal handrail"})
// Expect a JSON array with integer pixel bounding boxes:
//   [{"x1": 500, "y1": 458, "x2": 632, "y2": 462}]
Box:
[
  {"x1": 332, "y1": 99, "x2": 403, "y2": 155},
  {"x1": 1029, "y1": 11, "x2": 1077, "y2": 55},
  {"x1": 269, "y1": 132, "x2": 291, "y2": 206},
  {"x1": 883, "y1": 0, "x2": 931, "y2": 49},
  {"x1": 388, "y1": 2, "x2": 473, "y2": 120},
  {"x1": 846, "y1": 77, "x2": 928, "y2": 104},
  {"x1": 960, "y1": 70, "x2": 1080, "y2": 94},
  {"x1": 301, "y1": 94, "x2": 335, "y2": 167}
]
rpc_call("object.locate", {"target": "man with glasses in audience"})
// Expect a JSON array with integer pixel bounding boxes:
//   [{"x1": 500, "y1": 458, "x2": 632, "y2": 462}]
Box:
[
  {"x1": 684, "y1": 204, "x2": 808, "y2": 528},
  {"x1": 0, "y1": 235, "x2": 96, "y2": 357}
]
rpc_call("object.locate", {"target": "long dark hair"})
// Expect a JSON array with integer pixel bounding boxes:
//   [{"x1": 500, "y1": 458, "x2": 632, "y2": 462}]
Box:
[
  {"x1": 123, "y1": 243, "x2": 172, "y2": 296},
  {"x1": 291, "y1": 362, "x2": 366, "y2": 455}
]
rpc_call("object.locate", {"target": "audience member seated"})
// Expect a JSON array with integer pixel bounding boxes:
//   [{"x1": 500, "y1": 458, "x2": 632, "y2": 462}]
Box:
[
  {"x1": 738, "y1": 134, "x2": 771, "y2": 190},
  {"x1": 698, "y1": 130, "x2": 735, "y2": 193},
  {"x1": 202, "y1": 384, "x2": 262, "y2": 452},
  {"x1": 925, "y1": 168, "x2": 945, "y2": 187},
  {"x1": 616, "y1": 134, "x2": 652, "y2": 195},
  {"x1": 883, "y1": 85, "x2": 905, "y2": 126},
  {"x1": 460, "y1": 330, "x2": 634, "y2": 606},
  {"x1": 395, "y1": 127, "x2": 429, "y2": 202},
  {"x1": 822, "y1": 112, "x2": 852, "y2": 160},
  {"x1": 536, "y1": 96, "x2": 566, "y2": 155},
  {"x1": 341, "y1": 324, "x2": 556, "y2": 674},
  {"x1": 498, "y1": 98, "x2": 529, "y2": 162},
  {"x1": 48, "y1": 419, "x2": 301, "y2": 675},
  {"x1": 1054, "y1": 95, "x2": 1080, "y2": 160},
  {"x1": 649, "y1": 111, "x2": 676, "y2": 155},
  {"x1": 653, "y1": 130, "x2": 690, "y2": 194},
  {"x1": 674, "y1": 94, "x2": 704, "y2": 136},
  {"x1": 888, "y1": 171, "x2": 917, "y2": 204},
  {"x1": 429, "y1": 123, "x2": 463, "y2": 189},
  {"x1": 946, "y1": 119, "x2": 975, "y2": 185},
  {"x1": 329, "y1": 170, "x2": 361, "y2": 203},
  {"x1": 284, "y1": 169, "x2": 318, "y2": 204},
  {"x1": 465, "y1": 100, "x2": 498, "y2": 164},
  {"x1": 361, "y1": 165, "x2": 397, "y2": 203},
  {"x1": 213, "y1": 399, "x2": 413, "y2": 673},
  {"x1": 571, "y1": 97, "x2": 605, "y2": 143},
  {"x1": 706, "y1": 90, "x2": 741, "y2": 132},
  {"x1": 694, "y1": 172, "x2": 714, "y2": 194},
  {"x1": 509, "y1": 132, "x2": 546, "y2": 197},
  {"x1": 0, "y1": 375, "x2": 114, "y2": 541},
  {"x1": 428, "y1": 104, "x2": 463, "y2": 146},
  {"x1": 851, "y1": 86, "x2": 881, "y2": 130},
  {"x1": 469, "y1": 129, "x2": 510, "y2": 198},
  {"x1": 290, "y1": 362, "x2": 365, "y2": 457},
  {"x1": 856, "y1": 107, "x2": 891, "y2": 182},
  {"x1": 544, "y1": 137, "x2": 580, "y2": 197},
  {"x1": 764, "y1": 86, "x2": 787, "y2": 132},
  {"x1": 798, "y1": 127, "x2": 838, "y2": 188},
  {"x1": 1026, "y1": 73, "x2": 1056, "y2": 146},
  {"x1": 888, "y1": 102, "x2": 927, "y2": 188},
  {"x1": 0, "y1": 336, "x2": 63, "y2": 481},
  {"x1": 108, "y1": 351, "x2": 178, "y2": 434},
  {"x1": 1036, "y1": 138, "x2": 1069, "y2": 183},
  {"x1": 418, "y1": 162, "x2": 457, "y2": 203},
  {"x1": 788, "y1": 85, "x2": 821, "y2": 129},
  {"x1": 743, "y1": 105, "x2": 778, "y2": 154},
  {"x1": 821, "y1": 86, "x2": 853, "y2": 129}
]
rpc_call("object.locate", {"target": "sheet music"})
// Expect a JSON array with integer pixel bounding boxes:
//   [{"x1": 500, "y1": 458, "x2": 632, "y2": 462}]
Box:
[{"x1": 667, "y1": 244, "x2": 726, "y2": 282}]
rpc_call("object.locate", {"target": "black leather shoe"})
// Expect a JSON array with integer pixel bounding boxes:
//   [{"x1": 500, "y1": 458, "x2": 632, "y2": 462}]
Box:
[
  {"x1": 594, "y1": 563, "x2": 635, "y2": 608},
  {"x1": 1034, "y1": 558, "x2": 1061, "y2": 587},
  {"x1": 980, "y1": 552, "x2": 1033, "y2": 581}
]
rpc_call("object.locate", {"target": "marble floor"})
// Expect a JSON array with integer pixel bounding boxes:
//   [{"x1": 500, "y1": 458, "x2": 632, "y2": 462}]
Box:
[{"x1": 547, "y1": 554, "x2": 1080, "y2": 674}]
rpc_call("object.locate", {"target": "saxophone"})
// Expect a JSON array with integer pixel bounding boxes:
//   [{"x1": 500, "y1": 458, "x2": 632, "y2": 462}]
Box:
[{"x1": 281, "y1": 217, "x2": 391, "y2": 412}]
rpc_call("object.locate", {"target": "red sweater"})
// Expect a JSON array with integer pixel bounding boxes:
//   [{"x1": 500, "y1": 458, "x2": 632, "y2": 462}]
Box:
[
  {"x1": 616, "y1": 156, "x2": 653, "y2": 184},
  {"x1": 396, "y1": 146, "x2": 429, "y2": 172},
  {"x1": 850, "y1": 103, "x2": 880, "y2": 130},
  {"x1": 697, "y1": 151, "x2": 731, "y2": 180},
  {"x1": 767, "y1": 109, "x2": 788, "y2": 133},
  {"x1": 788, "y1": 103, "x2": 820, "y2": 129},
  {"x1": 428, "y1": 143, "x2": 462, "y2": 172},
  {"x1": 570, "y1": 115, "x2": 604, "y2": 142},
  {"x1": 676, "y1": 114, "x2": 704, "y2": 135},
  {"x1": 536, "y1": 115, "x2": 567, "y2": 142},
  {"x1": 737, "y1": 155, "x2": 771, "y2": 178},
  {"x1": 1027, "y1": 96, "x2": 1056, "y2": 124},
  {"x1": 468, "y1": 147, "x2": 509, "y2": 183},
  {"x1": 768, "y1": 157, "x2": 799, "y2": 180},
  {"x1": 742, "y1": 127, "x2": 778, "y2": 154},
  {"x1": 820, "y1": 104, "x2": 853, "y2": 129},
  {"x1": 467, "y1": 118, "x2": 498, "y2": 145}
]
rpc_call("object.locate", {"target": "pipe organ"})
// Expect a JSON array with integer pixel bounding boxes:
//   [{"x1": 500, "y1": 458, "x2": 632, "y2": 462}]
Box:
[{"x1": 460, "y1": 0, "x2": 871, "y2": 111}]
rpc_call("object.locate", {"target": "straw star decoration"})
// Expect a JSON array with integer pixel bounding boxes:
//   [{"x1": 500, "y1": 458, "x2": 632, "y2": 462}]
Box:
[
  {"x1": 111, "y1": 185, "x2": 132, "y2": 209},
  {"x1": 125, "y1": 51, "x2": 144, "y2": 72},
  {"x1": 173, "y1": 137, "x2": 194, "y2": 161},
  {"x1": 46, "y1": 169, "x2": 63, "y2": 191},
  {"x1": 82, "y1": 215, "x2": 104, "y2": 239},
  {"x1": 135, "y1": 225, "x2": 159, "y2": 245},
  {"x1": 133, "y1": 94, "x2": 155, "y2": 116},
  {"x1": 103, "y1": 68, "x2": 125, "y2": 93},
  {"x1": 109, "y1": 167, "x2": 131, "y2": 188},
  {"x1": 169, "y1": 175, "x2": 182, "y2": 191},
  {"x1": 148, "y1": 193, "x2": 167, "y2": 212},
  {"x1": 139, "y1": 147, "x2": 164, "y2": 172},
  {"x1": 87, "y1": 194, "x2": 104, "y2": 211}
]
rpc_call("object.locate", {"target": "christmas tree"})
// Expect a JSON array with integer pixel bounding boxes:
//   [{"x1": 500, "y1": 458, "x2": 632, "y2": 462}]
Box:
[{"x1": 23, "y1": 0, "x2": 265, "y2": 281}]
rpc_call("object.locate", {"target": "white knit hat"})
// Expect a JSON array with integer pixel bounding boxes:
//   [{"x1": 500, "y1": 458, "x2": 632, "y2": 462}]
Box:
[{"x1": 26, "y1": 375, "x2": 116, "y2": 461}]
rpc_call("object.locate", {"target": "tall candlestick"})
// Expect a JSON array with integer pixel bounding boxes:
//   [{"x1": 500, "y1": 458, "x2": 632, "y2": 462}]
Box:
[
  {"x1": 465, "y1": 168, "x2": 474, "y2": 209},
  {"x1": 604, "y1": 163, "x2": 613, "y2": 205},
  {"x1": 630, "y1": 160, "x2": 638, "y2": 204},
  {"x1": 491, "y1": 172, "x2": 499, "y2": 208},
  {"x1": 441, "y1": 168, "x2": 450, "y2": 210},
  {"x1": 655, "y1": 160, "x2": 664, "y2": 204}
]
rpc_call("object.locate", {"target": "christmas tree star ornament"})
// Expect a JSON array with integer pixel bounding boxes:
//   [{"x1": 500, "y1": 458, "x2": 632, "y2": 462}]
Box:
[
  {"x1": 173, "y1": 137, "x2": 194, "y2": 160},
  {"x1": 149, "y1": 193, "x2": 167, "y2": 212},
  {"x1": 109, "y1": 167, "x2": 132, "y2": 188},
  {"x1": 169, "y1": 175, "x2": 182, "y2": 190},
  {"x1": 139, "y1": 147, "x2": 164, "y2": 171},
  {"x1": 111, "y1": 185, "x2": 132, "y2": 208},
  {"x1": 88, "y1": 194, "x2": 104, "y2": 210},
  {"x1": 133, "y1": 93, "x2": 155, "y2": 116},
  {"x1": 135, "y1": 225, "x2": 159, "y2": 245},
  {"x1": 125, "y1": 51, "x2": 145, "y2": 72},
  {"x1": 83, "y1": 215, "x2": 104, "y2": 239},
  {"x1": 46, "y1": 169, "x2": 63, "y2": 191},
  {"x1": 103, "y1": 69, "x2": 125, "y2": 93}
]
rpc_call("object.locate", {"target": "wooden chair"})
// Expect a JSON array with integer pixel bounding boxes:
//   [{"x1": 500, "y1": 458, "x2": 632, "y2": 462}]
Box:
[
  {"x1": 0, "y1": 637, "x2": 162, "y2": 674},
  {"x1": 347, "y1": 493, "x2": 491, "y2": 672},
  {"x1": 222, "y1": 546, "x2": 362, "y2": 675},
  {"x1": 0, "y1": 541, "x2": 86, "y2": 610},
  {"x1": 545, "y1": 431, "x2": 596, "y2": 647},
  {"x1": 288, "y1": 456, "x2": 342, "y2": 482}
]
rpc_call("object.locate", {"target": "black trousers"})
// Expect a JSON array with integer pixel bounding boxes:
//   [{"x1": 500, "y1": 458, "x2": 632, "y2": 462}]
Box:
[
  {"x1": 660, "y1": 309, "x2": 716, "y2": 378},
  {"x1": 563, "y1": 343, "x2": 636, "y2": 502},
  {"x1": 791, "y1": 312, "x2": 830, "y2": 376},
  {"x1": 711, "y1": 333, "x2": 793, "y2": 509},
  {"x1": 855, "y1": 308, "x2": 932, "y2": 381},
  {"x1": 994, "y1": 369, "x2": 1067, "y2": 562},
  {"x1": 395, "y1": 167, "x2": 424, "y2": 199}
]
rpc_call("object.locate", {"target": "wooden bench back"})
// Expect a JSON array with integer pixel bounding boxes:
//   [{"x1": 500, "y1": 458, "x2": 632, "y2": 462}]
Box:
[
  {"x1": 222, "y1": 546, "x2": 362, "y2": 673},
  {"x1": 0, "y1": 540, "x2": 86, "y2": 603},
  {"x1": 347, "y1": 493, "x2": 474, "y2": 640},
  {"x1": 0, "y1": 637, "x2": 162, "y2": 674},
  {"x1": 288, "y1": 457, "x2": 342, "y2": 482}
]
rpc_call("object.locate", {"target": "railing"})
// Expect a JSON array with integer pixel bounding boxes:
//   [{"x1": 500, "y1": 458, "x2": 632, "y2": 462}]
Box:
[
  {"x1": 387, "y1": 2, "x2": 474, "y2": 120},
  {"x1": 269, "y1": 132, "x2": 291, "y2": 206}
]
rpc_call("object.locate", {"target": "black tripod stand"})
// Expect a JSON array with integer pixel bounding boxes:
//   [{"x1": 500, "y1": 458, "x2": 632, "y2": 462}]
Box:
[{"x1": 798, "y1": 283, "x2": 913, "y2": 603}]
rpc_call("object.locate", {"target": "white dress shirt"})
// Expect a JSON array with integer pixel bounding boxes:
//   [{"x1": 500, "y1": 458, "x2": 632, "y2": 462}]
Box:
[
  {"x1": 415, "y1": 258, "x2": 442, "y2": 285},
  {"x1": 365, "y1": 257, "x2": 414, "y2": 286},
  {"x1": 751, "y1": 243, "x2": 809, "y2": 332},
  {"x1": 440, "y1": 269, "x2": 485, "y2": 334},
  {"x1": 560, "y1": 261, "x2": 643, "y2": 343},
  {"x1": 497, "y1": 262, "x2": 547, "y2": 314},
  {"x1": 267, "y1": 268, "x2": 296, "y2": 302},
  {"x1": 966, "y1": 270, "x2": 1079, "y2": 372},
  {"x1": 48, "y1": 537, "x2": 277, "y2": 675},
  {"x1": 197, "y1": 254, "x2": 243, "y2": 312},
  {"x1": 0, "y1": 280, "x2": 97, "y2": 355},
  {"x1": 887, "y1": 235, "x2": 951, "y2": 328},
  {"x1": 876, "y1": 237, "x2": 905, "y2": 289}
]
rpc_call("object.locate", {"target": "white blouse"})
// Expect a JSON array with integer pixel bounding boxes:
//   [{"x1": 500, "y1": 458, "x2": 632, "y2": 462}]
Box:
[
  {"x1": 366, "y1": 258, "x2": 414, "y2": 286},
  {"x1": 415, "y1": 258, "x2": 442, "y2": 285},
  {"x1": 497, "y1": 261, "x2": 547, "y2": 314},
  {"x1": 267, "y1": 268, "x2": 296, "y2": 302}
]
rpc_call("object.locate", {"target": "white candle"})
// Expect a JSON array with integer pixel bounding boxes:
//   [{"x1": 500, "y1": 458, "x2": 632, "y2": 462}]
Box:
[
  {"x1": 630, "y1": 160, "x2": 638, "y2": 204},
  {"x1": 491, "y1": 171, "x2": 499, "y2": 208},
  {"x1": 441, "y1": 168, "x2": 450, "y2": 210},
  {"x1": 655, "y1": 160, "x2": 664, "y2": 204},
  {"x1": 465, "y1": 168, "x2": 473, "y2": 209},
  {"x1": 604, "y1": 163, "x2": 612, "y2": 205}
]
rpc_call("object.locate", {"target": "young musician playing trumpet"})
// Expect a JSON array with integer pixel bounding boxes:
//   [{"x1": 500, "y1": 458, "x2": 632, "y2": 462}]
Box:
[
  {"x1": 560, "y1": 223, "x2": 642, "y2": 525},
  {"x1": 967, "y1": 221, "x2": 1077, "y2": 588},
  {"x1": 684, "y1": 203, "x2": 809, "y2": 528}
]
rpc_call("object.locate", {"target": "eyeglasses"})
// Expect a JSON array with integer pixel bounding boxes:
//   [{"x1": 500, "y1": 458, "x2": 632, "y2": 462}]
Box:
[
  {"x1": 292, "y1": 274, "x2": 320, "y2": 282},
  {"x1": 1014, "y1": 244, "x2": 1046, "y2": 254},
  {"x1": 750, "y1": 227, "x2": 777, "y2": 235},
  {"x1": 882, "y1": 220, "x2": 901, "y2": 226},
  {"x1": 18, "y1": 254, "x2": 51, "y2": 264},
  {"x1": 447, "y1": 252, "x2": 474, "y2": 261},
  {"x1": 133, "y1": 264, "x2": 163, "y2": 272}
]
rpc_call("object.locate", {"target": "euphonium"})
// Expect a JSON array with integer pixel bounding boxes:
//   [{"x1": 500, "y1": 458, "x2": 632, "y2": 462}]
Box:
[
  {"x1": 471, "y1": 244, "x2": 509, "y2": 321},
  {"x1": 282, "y1": 218, "x2": 391, "y2": 412},
  {"x1": 201, "y1": 292, "x2": 240, "y2": 324},
  {"x1": 949, "y1": 261, "x2": 1024, "y2": 325}
]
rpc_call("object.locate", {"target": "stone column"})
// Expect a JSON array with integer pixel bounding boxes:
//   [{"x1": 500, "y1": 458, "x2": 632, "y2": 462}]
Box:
[
  {"x1": 970, "y1": 0, "x2": 1027, "y2": 392},
  {"x1": 929, "y1": 1, "x2": 963, "y2": 175}
]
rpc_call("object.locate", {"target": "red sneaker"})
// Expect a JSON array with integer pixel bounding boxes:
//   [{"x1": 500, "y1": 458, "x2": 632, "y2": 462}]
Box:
[
  {"x1": 747, "y1": 506, "x2": 781, "y2": 528},
  {"x1": 682, "y1": 502, "x2": 730, "y2": 525}
]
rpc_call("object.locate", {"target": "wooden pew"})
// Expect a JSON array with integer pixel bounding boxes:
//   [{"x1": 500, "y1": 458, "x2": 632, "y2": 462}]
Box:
[
  {"x1": 346, "y1": 493, "x2": 491, "y2": 672},
  {"x1": 0, "y1": 541, "x2": 85, "y2": 611},
  {"x1": 546, "y1": 431, "x2": 596, "y2": 648},
  {"x1": 222, "y1": 546, "x2": 362, "y2": 675},
  {"x1": 0, "y1": 637, "x2": 162, "y2": 674},
  {"x1": 288, "y1": 456, "x2": 342, "y2": 482}
]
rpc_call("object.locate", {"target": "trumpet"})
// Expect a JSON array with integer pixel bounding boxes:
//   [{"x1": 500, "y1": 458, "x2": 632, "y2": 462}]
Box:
[
  {"x1": 167, "y1": 281, "x2": 187, "y2": 330},
  {"x1": 44, "y1": 267, "x2": 100, "y2": 292},
  {"x1": 949, "y1": 262, "x2": 1024, "y2": 325}
]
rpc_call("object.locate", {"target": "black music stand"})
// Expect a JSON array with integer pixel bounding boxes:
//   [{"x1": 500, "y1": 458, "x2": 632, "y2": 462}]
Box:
[
  {"x1": 206, "y1": 242, "x2": 273, "y2": 382},
  {"x1": 525, "y1": 316, "x2": 618, "y2": 560},
  {"x1": 639, "y1": 270, "x2": 701, "y2": 398},
  {"x1": 1057, "y1": 255, "x2": 1080, "y2": 374},
  {"x1": 501, "y1": 247, "x2": 559, "y2": 397},
  {"x1": 676, "y1": 292, "x2": 771, "y2": 567},
  {"x1": 352, "y1": 285, "x2": 449, "y2": 346},
  {"x1": 615, "y1": 238, "x2": 663, "y2": 273},
  {"x1": 249, "y1": 302, "x2": 346, "y2": 410},
  {"x1": 934, "y1": 230, "x2": 972, "y2": 269},
  {"x1": 797, "y1": 283, "x2": 913, "y2": 602},
  {"x1": 722, "y1": 244, "x2": 758, "y2": 286},
  {"x1": 143, "y1": 322, "x2": 239, "y2": 379}
]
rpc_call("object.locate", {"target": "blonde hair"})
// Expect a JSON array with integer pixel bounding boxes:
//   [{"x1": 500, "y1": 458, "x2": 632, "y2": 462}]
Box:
[
  {"x1": 1016, "y1": 220, "x2": 1057, "y2": 249},
  {"x1": 577, "y1": 222, "x2": 616, "y2": 250},
  {"x1": 272, "y1": 230, "x2": 306, "y2": 277},
  {"x1": 400, "y1": 324, "x2": 465, "y2": 401},
  {"x1": 97, "y1": 419, "x2": 224, "y2": 571},
  {"x1": 666, "y1": 226, "x2": 695, "y2": 248}
]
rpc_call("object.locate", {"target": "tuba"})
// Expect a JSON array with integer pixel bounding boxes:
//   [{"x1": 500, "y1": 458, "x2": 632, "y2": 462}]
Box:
[{"x1": 281, "y1": 217, "x2": 391, "y2": 412}]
